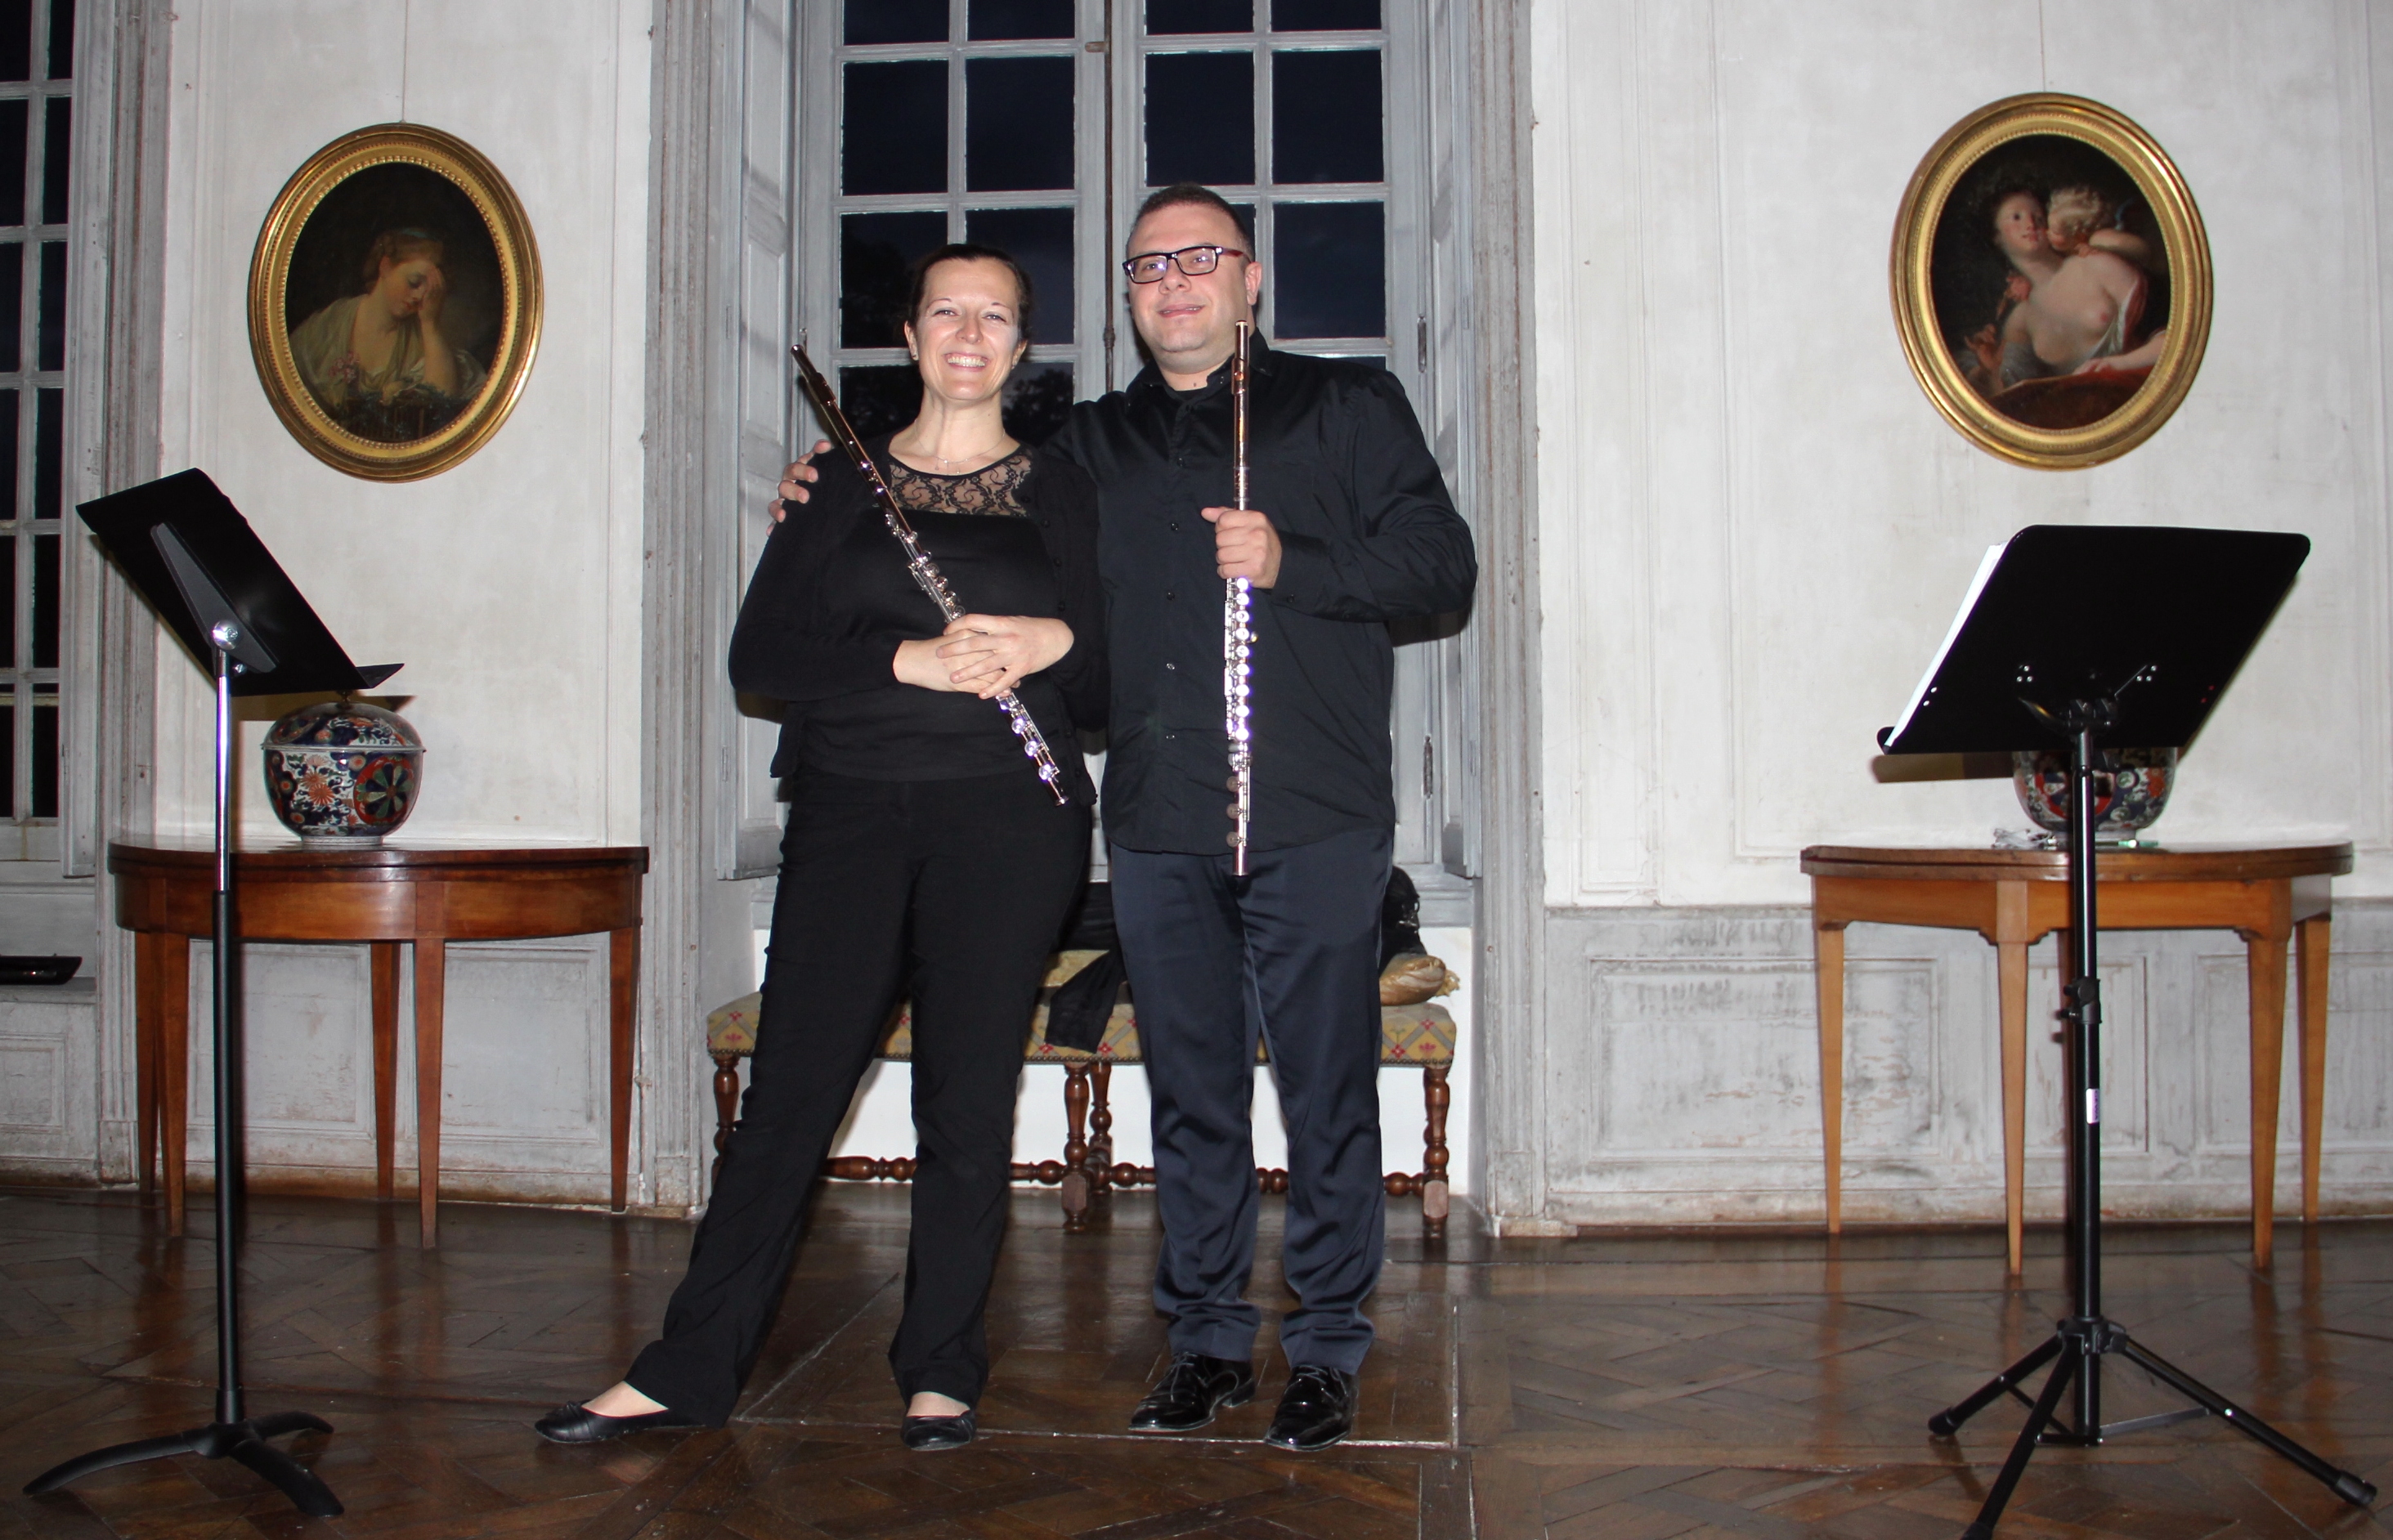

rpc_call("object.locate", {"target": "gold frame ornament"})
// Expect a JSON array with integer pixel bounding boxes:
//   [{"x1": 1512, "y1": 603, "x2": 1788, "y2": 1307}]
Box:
[
  {"x1": 247, "y1": 124, "x2": 542, "y2": 481},
  {"x1": 1891, "y1": 94, "x2": 2211, "y2": 470}
]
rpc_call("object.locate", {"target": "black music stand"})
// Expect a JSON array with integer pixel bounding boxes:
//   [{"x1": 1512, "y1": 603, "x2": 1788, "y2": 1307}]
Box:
[
  {"x1": 1880, "y1": 525, "x2": 2374, "y2": 1538},
  {"x1": 24, "y1": 471, "x2": 400, "y2": 1519}
]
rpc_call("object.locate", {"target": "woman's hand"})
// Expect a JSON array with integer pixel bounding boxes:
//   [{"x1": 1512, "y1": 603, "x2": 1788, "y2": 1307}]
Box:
[
  {"x1": 933, "y1": 615, "x2": 1072, "y2": 698},
  {"x1": 892, "y1": 637, "x2": 973, "y2": 692},
  {"x1": 773, "y1": 444, "x2": 834, "y2": 520}
]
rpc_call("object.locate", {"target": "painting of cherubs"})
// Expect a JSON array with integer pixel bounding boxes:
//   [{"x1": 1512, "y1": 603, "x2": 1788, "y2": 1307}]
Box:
[
  {"x1": 280, "y1": 162, "x2": 504, "y2": 443},
  {"x1": 1930, "y1": 136, "x2": 2171, "y2": 431}
]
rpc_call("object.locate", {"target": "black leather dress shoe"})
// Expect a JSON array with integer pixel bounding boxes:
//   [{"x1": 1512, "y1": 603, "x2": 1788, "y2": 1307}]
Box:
[
  {"x1": 899, "y1": 1409, "x2": 976, "y2": 1450},
  {"x1": 1128, "y1": 1351, "x2": 1257, "y2": 1432},
  {"x1": 533, "y1": 1403, "x2": 706, "y2": 1444},
  {"x1": 1263, "y1": 1364, "x2": 1359, "y2": 1451}
]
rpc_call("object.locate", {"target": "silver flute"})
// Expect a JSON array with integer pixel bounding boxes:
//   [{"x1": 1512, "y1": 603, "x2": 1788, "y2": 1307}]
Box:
[
  {"x1": 791, "y1": 343, "x2": 1069, "y2": 806},
  {"x1": 1225, "y1": 321, "x2": 1256, "y2": 873}
]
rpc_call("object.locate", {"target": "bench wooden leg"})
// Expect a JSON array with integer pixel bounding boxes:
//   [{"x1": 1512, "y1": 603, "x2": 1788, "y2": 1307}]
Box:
[
  {"x1": 1422, "y1": 1065, "x2": 1452, "y2": 1238},
  {"x1": 1061, "y1": 1063, "x2": 1092, "y2": 1232},
  {"x1": 1091, "y1": 1061, "x2": 1114, "y2": 1190},
  {"x1": 710, "y1": 1050, "x2": 742, "y2": 1187}
]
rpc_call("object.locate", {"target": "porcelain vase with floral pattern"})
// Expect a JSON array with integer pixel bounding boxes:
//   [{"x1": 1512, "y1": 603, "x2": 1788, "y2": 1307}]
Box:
[{"x1": 261, "y1": 700, "x2": 424, "y2": 846}]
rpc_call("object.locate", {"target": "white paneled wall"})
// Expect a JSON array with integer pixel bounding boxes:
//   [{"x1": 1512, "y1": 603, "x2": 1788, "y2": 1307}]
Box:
[{"x1": 1499, "y1": 0, "x2": 2393, "y2": 1227}]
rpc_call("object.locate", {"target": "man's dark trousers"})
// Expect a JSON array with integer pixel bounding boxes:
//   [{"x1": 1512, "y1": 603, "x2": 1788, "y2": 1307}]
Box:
[{"x1": 1109, "y1": 826, "x2": 1391, "y2": 1373}]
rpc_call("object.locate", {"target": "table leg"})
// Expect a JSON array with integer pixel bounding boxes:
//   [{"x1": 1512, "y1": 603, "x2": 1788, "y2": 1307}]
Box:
[
  {"x1": 162, "y1": 936, "x2": 190, "y2": 1238},
  {"x1": 2247, "y1": 932, "x2": 2289, "y2": 1269},
  {"x1": 1814, "y1": 918, "x2": 1847, "y2": 1234},
  {"x1": 415, "y1": 938, "x2": 446, "y2": 1247},
  {"x1": 609, "y1": 927, "x2": 639, "y2": 1214},
  {"x1": 370, "y1": 942, "x2": 401, "y2": 1200},
  {"x1": 2297, "y1": 915, "x2": 2331, "y2": 1227},
  {"x1": 1997, "y1": 939, "x2": 2028, "y2": 1276},
  {"x1": 134, "y1": 932, "x2": 159, "y2": 1197}
]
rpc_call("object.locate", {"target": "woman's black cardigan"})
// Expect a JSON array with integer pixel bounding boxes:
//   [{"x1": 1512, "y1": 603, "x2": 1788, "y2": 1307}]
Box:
[{"x1": 728, "y1": 440, "x2": 1107, "y2": 780}]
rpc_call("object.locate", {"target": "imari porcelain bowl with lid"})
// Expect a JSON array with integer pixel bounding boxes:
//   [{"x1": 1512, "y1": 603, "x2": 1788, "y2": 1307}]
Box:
[{"x1": 261, "y1": 699, "x2": 424, "y2": 845}]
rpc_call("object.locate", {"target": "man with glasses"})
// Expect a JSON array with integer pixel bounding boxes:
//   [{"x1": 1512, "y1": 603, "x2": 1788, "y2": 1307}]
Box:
[
  {"x1": 1051, "y1": 183, "x2": 1474, "y2": 1451},
  {"x1": 774, "y1": 183, "x2": 1472, "y2": 1451}
]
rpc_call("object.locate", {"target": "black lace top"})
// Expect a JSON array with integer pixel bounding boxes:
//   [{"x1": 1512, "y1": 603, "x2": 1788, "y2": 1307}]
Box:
[
  {"x1": 728, "y1": 436, "x2": 1105, "y2": 795},
  {"x1": 885, "y1": 450, "x2": 1033, "y2": 516}
]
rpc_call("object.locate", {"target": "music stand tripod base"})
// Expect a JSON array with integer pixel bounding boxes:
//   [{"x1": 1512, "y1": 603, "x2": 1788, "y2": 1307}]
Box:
[{"x1": 25, "y1": 1414, "x2": 342, "y2": 1517}]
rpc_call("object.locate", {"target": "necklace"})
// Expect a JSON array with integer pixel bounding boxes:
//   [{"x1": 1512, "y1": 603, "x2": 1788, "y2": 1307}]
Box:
[{"x1": 896, "y1": 432, "x2": 1014, "y2": 473}]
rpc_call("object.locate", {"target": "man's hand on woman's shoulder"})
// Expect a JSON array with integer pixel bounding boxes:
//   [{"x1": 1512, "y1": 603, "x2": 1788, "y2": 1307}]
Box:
[{"x1": 772, "y1": 441, "x2": 834, "y2": 522}]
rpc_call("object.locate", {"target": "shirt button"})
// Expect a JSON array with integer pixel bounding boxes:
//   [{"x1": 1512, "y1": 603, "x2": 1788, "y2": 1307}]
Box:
[
  {"x1": 1164, "y1": 589, "x2": 1175, "y2": 601},
  {"x1": 1163, "y1": 732, "x2": 1177, "y2": 741},
  {"x1": 1169, "y1": 521, "x2": 1179, "y2": 532},
  {"x1": 1164, "y1": 661, "x2": 1176, "y2": 671}
]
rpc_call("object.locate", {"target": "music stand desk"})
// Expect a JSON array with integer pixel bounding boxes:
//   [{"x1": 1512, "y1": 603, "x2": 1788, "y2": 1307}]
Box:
[
  {"x1": 1803, "y1": 841, "x2": 2351, "y2": 1274},
  {"x1": 113, "y1": 839, "x2": 648, "y2": 1247}
]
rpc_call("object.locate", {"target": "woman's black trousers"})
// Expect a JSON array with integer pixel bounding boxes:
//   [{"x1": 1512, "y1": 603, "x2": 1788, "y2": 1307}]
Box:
[{"x1": 626, "y1": 768, "x2": 1090, "y2": 1421}]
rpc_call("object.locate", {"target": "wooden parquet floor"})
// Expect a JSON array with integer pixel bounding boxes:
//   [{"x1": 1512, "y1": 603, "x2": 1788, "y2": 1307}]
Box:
[{"x1": 0, "y1": 1183, "x2": 2385, "y2": 1539}]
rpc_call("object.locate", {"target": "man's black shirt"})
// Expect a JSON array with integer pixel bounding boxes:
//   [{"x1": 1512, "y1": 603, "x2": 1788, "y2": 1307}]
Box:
[{"x1": 1046, "y1": 336, "x2": 1477, "y2": 854}]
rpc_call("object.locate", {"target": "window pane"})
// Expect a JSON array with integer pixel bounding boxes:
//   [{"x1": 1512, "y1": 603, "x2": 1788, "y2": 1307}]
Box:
[
  {"x1": 1147, "y1": 0, "x2": 1252, "y2": 33},
  {"x1": 840, "y1": 210, "x2": 948, "y2": 348},
  {"x1": 1272, "y1": 50, "x2": 1378, "y2": 183},
  {"x1": 965, "y1": 206, "x2": 1073, "y2": 344},
  {"x1": 0, "y1": 536, "x2": 13, "y2": 668},
  {"x1": 0, "y1": 101, "x2": 25, "y2": 226},
  {"x1": 29, "y1": 528, "x2": 52, "y2": 667},
  {"x1": 0, "y1": 243, "x2": 20, "y2": 369},
  {"x1": 0, "y1": 388, "x2": 15, "y2": 513},
  {"x1": 1272, "y1": 0, "x2": 1378, "y2": 27},
  {"x1": 39, "y1": 96, "x2": 65, "y2": 222},
  {"x1": 35, "y1": 238, "x2": 60, "y2": 367},
  {"x1": 0, "y1": 0, "x2": 26, "y2": 82},
  {"x1": 29, "y1": 692, "x2": 51, "y2": 816},
  {"x1": 846, "y1": 0, "x2": 945, "y2": 44},
  {"x1": 31, "y1": 384, "x2": 55, "y2": 516},
  {"x1": 1273, "y1": 200, "x2": 1382, "y2": 338},
  {"x1": 843, "y1": 60, "x2": 948, "y2": 196},
  {"x1": 1002, "y1": 361, "x2": 1072, "y2": 445},
  {"x1": 835, "y1": 363, "x2": 924, "y2": 441},
  {"x1": 43, "y1": 0, "x2": 66, "y2": 79},
  {"x1": 1146, "y1": 53, "x2": 1253, "y2": 186},
  {"x1": 0, "y1": 692, "x2": 13, "y2": 817},
  {"x1": 966, "y1": 56, "x2": 1073, "y2": 193},
  {"x1": 969, "y1": 0, "x2": 1073, "y2": 39}
]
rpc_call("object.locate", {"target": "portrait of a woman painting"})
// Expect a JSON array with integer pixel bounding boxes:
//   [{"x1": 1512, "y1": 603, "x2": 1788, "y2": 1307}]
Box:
[
  {"x1": 282, "y1": 167, "x2": 503, "y2": 443},
  {"x1": 1931, "y1": 136, "x2": 2170, "y2": 432},
  {"x1": 249, "y1": 124, "x2": 540, "y2": 481},
  {"x1": 1891, "y1": 95, "x2": 2210, "y2": 470}
]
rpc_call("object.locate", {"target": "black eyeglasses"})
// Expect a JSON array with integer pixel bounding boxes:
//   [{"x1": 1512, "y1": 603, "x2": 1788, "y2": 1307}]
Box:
[{"x1": 1121, "y1": 245, "x2": 1248, "y2": 284}]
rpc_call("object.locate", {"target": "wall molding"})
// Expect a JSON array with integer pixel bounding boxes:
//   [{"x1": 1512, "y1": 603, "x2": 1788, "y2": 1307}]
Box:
[{"x1": 1465, "y1": 0, "x2": 1549, "y2": 1229}]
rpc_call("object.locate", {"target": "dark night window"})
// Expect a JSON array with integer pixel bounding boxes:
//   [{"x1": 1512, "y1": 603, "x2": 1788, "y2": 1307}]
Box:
[{"x1": 0, "y1": 0, "x2": 66, "y2": 854}]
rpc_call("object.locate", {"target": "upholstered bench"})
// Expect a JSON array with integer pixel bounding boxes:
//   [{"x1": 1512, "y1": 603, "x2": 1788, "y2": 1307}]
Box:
[{"x1": 706, "y1": 950, "x2": 1459, "y2": 1235}]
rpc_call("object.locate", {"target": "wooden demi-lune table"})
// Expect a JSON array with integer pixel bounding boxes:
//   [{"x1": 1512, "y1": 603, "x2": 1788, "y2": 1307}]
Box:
[
  {"x1": 1803, "y1": 843, "x2": 2351, "y2": 1274},
  {"x1": 111, "y1": 841, "x2": 648, "y2": 1247}
]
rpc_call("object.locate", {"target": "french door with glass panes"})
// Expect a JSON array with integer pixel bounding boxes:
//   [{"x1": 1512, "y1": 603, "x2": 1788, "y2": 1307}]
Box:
[
  {"x1": 791, "y1": 0, "x2": 1463, "y2": 875},
  {"x1": 0, "y1": 0, "x2": 72, "y2": 864}
]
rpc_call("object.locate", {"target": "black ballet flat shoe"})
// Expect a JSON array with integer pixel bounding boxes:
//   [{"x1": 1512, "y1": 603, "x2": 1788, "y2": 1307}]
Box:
[
  {"x1": 899, "y1": 1409, "x2": 977, "y2": 1451},
  {"x1": 1129, "y1": 1351, "x2": 1257, "y2": 1433},
  {"x1": 534, "y1": 1402, "x2": 706, "y2": 1444},
  {"x1": 1262, "y1": 1363, "x2": 1359, "y2": 1451}
]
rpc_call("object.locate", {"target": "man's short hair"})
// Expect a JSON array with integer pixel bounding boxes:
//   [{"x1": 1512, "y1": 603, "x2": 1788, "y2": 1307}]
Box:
[{"x1": 1130, "y1": 183, "x2": 1253, "y2": 248}]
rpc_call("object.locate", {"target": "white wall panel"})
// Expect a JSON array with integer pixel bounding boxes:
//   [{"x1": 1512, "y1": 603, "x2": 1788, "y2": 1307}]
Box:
[{"x1": 1535, "y1": 0, "x2": 2393, "y2": 909}]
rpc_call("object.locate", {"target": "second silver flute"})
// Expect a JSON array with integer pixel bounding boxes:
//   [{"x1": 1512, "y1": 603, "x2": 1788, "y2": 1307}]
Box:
[{"x1": 1226, "y1": 321, "x2": 1255, "y2": 874}]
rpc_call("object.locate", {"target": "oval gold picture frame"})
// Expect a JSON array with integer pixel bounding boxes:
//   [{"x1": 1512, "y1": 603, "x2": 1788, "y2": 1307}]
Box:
[
  {"x1": 1891, "y1": 93, "x2": 2211, "y2": 471},
  {"x1": 248, "y1": 124, "x2": 542, "y2": 481}
]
